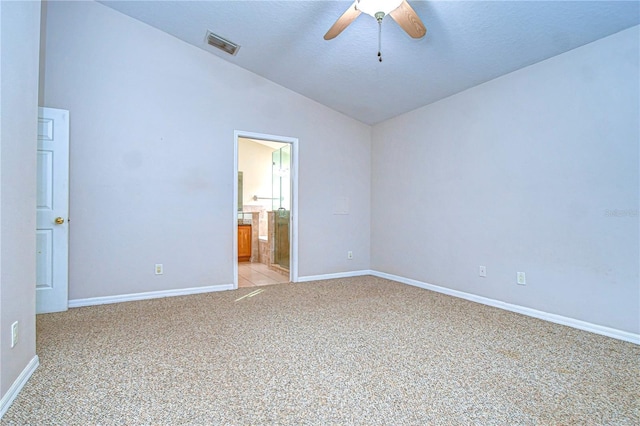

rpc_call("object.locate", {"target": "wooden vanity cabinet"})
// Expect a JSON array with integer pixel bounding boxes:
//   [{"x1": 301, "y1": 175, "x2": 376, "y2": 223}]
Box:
[{"x1": 238, "y1": 225, "x2": 252, "y2": 262}]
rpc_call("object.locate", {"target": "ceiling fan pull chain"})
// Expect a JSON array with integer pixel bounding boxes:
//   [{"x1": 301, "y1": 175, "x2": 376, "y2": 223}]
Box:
[{"x1": 378, "y1": 18, "x2": 382, "y2": 62}]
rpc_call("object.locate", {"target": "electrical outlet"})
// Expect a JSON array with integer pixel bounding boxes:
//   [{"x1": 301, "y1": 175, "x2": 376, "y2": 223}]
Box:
[
  {"x1": 11, "y1": 321, "x2": 18, "y2": 348},
  {"x1": 347, "y1": 251, "x2": 353, "y2": 260},
  {"x1": 479, "y1": 266, "x2": 486, "y2": 277},
  {"x1": 155, "y1": 264, "x2": 163, "y2": 275},
  {"x1": 517, "y1": 272, "x2": 526, "y2": 285}
]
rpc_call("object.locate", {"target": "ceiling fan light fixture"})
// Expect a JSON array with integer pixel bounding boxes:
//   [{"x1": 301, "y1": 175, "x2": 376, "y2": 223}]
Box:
[
  {"x1": 356, "y1": 0, "x2": 403, "y2": 18},
  {"x1": 324, "y1": 0, "x2": 426, "y2": 43}
]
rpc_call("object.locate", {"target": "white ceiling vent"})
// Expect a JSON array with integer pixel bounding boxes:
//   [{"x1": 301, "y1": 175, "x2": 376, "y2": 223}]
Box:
[{"x1": 205, "y1": 30, "x2": 240, "y2": 56}]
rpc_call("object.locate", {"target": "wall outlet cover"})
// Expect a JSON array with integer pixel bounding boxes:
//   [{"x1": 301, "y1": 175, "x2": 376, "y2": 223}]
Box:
[
  {"x1": 517, "y1": 272, "x2": 526, "y2": 285},
  {"x1": 11, "y1": 321, "x2": 18, "y2": 348}
]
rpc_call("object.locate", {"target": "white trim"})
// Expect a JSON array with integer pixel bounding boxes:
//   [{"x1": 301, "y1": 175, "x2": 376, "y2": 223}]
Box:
[
  {"x1": 233, "y1": 132, "x2": 239, "y2": 289},
  {"x1": 297, "y1": 270, "x2": 372, "y2": 282},
  {"x1": 234, "y1": 130, "x2": 299, "y2": 287},
  {"x1": 68, "y1": 284, "x2": 234, "y2": 308},
  {"x1": 67, "y1": 269, "x2": 638, "y2": 344},
  {"x1": 370, "y1": 270, "x2": 640, "y2": 345},
  {"x1": 0, "y1": 355, "x2": 39, "y2": 419}
]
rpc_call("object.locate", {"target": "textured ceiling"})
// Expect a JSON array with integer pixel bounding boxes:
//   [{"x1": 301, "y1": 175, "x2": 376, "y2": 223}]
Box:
[{"x1": 98, "y1": 1, "x2": 640, "y2": 125}]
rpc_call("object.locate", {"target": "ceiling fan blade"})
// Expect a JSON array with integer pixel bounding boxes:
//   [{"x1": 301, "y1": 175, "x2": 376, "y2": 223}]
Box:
[
  {"x1": 324, "y1": 1, "x2": 362, "y2": 40},
  {"x1": 389, "y1": 0, "x2": 427, "y2": 39}
]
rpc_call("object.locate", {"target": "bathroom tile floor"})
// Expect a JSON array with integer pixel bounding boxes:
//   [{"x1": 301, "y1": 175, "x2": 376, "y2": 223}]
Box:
[{"x1": 238, "y1": 262, "x2": 290, "y2": 287}]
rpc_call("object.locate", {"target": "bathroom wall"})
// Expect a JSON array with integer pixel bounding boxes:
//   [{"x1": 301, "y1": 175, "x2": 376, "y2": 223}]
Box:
[
  {"x1": 238, "y1": 138, "x2": 274, "y2": 210},
  {"x1": 238, "y1": 138, "x2": 276, "y2": 238}
]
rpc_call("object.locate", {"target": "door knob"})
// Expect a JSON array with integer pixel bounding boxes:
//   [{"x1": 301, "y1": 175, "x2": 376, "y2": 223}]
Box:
[{"x1": 55, "y1": 217, "x2": 65, "y2": 225}]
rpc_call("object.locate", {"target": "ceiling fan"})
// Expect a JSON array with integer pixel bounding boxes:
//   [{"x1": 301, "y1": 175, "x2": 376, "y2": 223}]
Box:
[{"x1": 324, "y1": 0, "x2": 427, "y2": 61}]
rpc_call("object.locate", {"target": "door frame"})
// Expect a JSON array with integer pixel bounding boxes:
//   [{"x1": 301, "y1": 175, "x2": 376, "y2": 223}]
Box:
[{"x1": 233, "y1": 130, "x2": 299, "y2": 288}]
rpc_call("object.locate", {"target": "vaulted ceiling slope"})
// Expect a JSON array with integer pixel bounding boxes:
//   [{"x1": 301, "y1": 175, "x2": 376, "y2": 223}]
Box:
[{"x1": 98, "y1": 1, "x2": 639, "y2": 125}]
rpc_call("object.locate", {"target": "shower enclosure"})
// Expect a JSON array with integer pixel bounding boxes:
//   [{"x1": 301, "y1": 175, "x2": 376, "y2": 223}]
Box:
[{"x1": 272, "y1": 144, "x2": 291, "y2": 270}]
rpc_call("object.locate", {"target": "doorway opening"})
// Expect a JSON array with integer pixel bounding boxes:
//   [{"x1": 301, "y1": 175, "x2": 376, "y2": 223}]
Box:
[{"x1": 233, "y1": 131, "x2": 298, "y2": 289}]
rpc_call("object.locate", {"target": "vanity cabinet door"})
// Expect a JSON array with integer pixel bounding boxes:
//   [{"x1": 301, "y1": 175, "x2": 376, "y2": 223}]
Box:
[{"x1": 238, "y1": 225, "x2": 252, "y2": 262}]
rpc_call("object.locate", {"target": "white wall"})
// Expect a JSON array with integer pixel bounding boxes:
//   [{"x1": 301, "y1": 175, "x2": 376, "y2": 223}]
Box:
[
  {"x1": 371, "y1": 26, "x2": 640, "y2": 334},
  {"x1": 42, "y1": 0, "x2": 371, "y2": 300},
  {"x1": 0, "y1": 0, "x2": 40, "y2": 400}
]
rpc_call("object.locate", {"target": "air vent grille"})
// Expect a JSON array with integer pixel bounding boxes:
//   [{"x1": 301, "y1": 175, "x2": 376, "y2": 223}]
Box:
[{"x1": 206, "y1": 31, "x2": 240, "y2": 56}]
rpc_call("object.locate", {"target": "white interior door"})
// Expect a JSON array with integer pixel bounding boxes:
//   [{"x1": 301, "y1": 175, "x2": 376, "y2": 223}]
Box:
[{"x1": 36, "y1": 107, "x2": 69, "y2": 314}]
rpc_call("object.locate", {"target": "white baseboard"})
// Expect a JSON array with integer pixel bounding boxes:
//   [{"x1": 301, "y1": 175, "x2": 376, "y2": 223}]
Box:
[
  {"x1": 370, "y1": 270, "x2": 640, "y2": 345},
  {"x1": 66, "y1": 271, "x2": 638, "y2": 345},
  {"x1": 68, "y1": 284, "x2": 234, "y2": 308},
  {"x1": 0, "y1": 355, "x2": 39, "y2": 419},
  {"x1": 297, "y1": 270, "x2": 372, "y2": 283}
]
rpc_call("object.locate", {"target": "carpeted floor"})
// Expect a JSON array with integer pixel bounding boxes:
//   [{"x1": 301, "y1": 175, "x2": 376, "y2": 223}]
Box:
[{"x1": 2, "y1": 276, "x2": 639, "y2": 425}]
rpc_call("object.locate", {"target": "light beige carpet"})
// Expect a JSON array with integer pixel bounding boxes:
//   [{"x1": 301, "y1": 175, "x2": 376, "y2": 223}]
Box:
[{"x1": 2, "y1": 276, "x2": 639, "y2": 425}]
